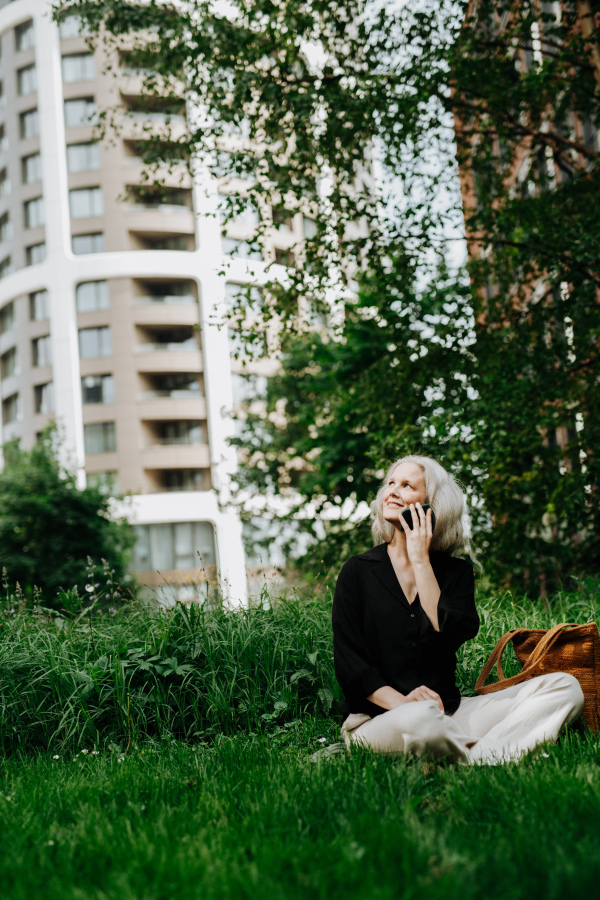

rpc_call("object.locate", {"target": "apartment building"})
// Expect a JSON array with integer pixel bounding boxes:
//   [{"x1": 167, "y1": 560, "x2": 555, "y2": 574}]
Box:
[{"x1": 0, "y1": 0, "x2": 304, "y2": 602}]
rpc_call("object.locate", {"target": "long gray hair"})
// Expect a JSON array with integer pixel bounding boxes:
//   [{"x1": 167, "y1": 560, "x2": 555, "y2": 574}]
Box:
[{"x1": 371, "y1": 455, "x2": 471, "y2": 557}]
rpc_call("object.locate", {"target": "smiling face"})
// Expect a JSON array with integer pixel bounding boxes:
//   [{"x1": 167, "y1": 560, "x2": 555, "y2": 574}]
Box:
[{"x1": 382, "y1": 461, "x2": 427, "y2": 526}]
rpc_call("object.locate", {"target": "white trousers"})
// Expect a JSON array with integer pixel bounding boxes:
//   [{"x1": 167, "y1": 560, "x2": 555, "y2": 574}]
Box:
[{"x1": 341, "y1": 672, "x2": 584, "y2": 765}]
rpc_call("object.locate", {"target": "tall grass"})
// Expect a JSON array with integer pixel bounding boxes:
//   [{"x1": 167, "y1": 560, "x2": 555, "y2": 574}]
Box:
[{"x1": 1, "y1": 579, "x2": 599, "y2": 753}]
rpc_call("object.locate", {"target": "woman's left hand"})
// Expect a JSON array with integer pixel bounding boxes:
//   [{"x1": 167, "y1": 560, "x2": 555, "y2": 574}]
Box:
[{"x1": 398, "y1": 502, "x2": 433, "y2": 566}]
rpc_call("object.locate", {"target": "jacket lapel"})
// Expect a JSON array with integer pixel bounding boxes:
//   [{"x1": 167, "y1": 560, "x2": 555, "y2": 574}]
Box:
[{"x1": 359, "y1": 544, "x2": 407, "y2": 605}]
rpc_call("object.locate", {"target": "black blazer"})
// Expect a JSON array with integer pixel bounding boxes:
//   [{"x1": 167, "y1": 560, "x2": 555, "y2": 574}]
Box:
[{"x1": 332, "y1": 543, "x2": 479, "y2": 719}]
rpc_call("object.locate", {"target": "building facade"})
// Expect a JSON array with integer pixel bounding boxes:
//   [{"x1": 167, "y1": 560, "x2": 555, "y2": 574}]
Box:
[{"x1": 0, "y1": 0, "x2": 301, "y2": 603}]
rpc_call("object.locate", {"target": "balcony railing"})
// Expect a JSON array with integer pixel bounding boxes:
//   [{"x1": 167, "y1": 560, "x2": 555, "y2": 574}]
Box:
[
  {"x1": 140, "y1": 389, "x2": 203, "y2": 399},
  {"x1": 149, "y1": 436, "x2": 205, "y2": 446},
  {"x1": 126, "y1": 203, "x2": 191, "y2": 214},
  {"x1": 135, "y1": 294, "x2": 196, "y2": 305},
  {"x1": 126, "y1": 111, "x2": 186, "y2": 124},
  {"x1": 136, "y1": 340, "x2": 198, "y2": 352}
]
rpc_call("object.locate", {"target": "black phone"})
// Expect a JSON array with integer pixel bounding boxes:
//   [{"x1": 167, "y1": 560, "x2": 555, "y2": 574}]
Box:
[{"x1": 401, "y1": 503, "x2": 436, "y2": 532}]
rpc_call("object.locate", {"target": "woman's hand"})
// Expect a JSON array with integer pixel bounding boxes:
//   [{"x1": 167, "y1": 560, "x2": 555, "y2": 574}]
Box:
[
  {"x1": 368, "y1": 684, "x2": 444, "y2": 712},
  {"x1": 398, "y1": 502, "x2": 433, "y2": 566},
  {"x1": 403, "y1": 685, "x2": 444, "y2": 711}
]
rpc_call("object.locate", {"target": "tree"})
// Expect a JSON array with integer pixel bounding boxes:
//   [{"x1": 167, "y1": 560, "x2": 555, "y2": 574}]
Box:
[
  {"x1": 56, "y1": 0, "x2": 600, "y2": 590},
  {"x1": 0, "y1": 431, "x2": 134, "y2": 602}
]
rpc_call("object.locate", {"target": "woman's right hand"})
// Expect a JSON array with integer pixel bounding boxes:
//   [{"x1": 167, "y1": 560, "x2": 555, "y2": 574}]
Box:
[{"x1": 403, "y1": 686, "x2": 444, "y2": 711}]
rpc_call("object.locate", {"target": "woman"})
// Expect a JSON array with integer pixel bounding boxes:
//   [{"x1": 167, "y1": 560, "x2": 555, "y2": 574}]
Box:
[{"x1": 332, "y1": 455, "x2": 584, "y2": 765}]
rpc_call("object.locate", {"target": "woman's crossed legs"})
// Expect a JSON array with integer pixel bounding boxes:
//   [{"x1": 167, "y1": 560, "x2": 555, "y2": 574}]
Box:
[{"x1": 341, "y1": 672, "x2": 584, "y2": 765}]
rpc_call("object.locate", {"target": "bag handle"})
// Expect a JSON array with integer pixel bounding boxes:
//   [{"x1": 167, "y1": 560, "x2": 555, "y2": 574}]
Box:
[
  {"x1": 475, "y1": 622, "x2": 578, "y2": 695},
  {"x1": 475, "y1": 628, "x2": 529, "y2": 692},
  {"x1": 521, "y1": 622, "x2": 579, "y2": 671}
]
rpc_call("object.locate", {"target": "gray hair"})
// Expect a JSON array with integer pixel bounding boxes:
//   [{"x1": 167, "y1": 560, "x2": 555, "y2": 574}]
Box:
[{"x1": 371, "y1": 454, "x2": 471, "y2": 557}]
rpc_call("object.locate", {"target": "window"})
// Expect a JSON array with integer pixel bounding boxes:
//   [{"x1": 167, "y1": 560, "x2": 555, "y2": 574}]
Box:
[
  {"x1": 64, "y1": 97, "x2": 98, "y2": 128},
  {"x1": 62, "y1": 53, "x2": 95, "y2": 83},
  {"x1": 15, "y1": 21, "x2": 34, "y2": 52},
  {"x1": 137, "y1": 280, "x2": 196, "y2": 304},
  {"x1": 0, "y1": 212, "x2": 13, "y2": 242},
  {"x1": 139, "y1": 326, "x2": 196, "y2": 350},
  {"x1": 132, "y1": 521, "x2": 216, "y2": 571},
  {"x1": 221, "y1": 237, "x2": 262, "y2": 260},
  {"x1": 78, "y1": 326, "x2": 111, "y2": 358},
  {"x1": 0, "y1": 127, "x2": 7, "y2": 154},
  {"x1": 154, "y1": 420, "x2": 204, "y2": 445},
  {"x1": 18, "y1": 64, "x2": 37, "y2": 95},
  {"x1": 225, "y1": 283, "x2": 263, "y2": 311},
  {"x1": 86, "y1": 471, "x2": 119, "y2": 495},
  {"x1": 59, "y1": 16, "x2": 90, "y2": 39},
  {"x1": 32, "y1": 334, "x2": 52, "y2": 367},
  {"x1": 231, "y1": 373, "x2": 267, "y2": 404},
  {"x1": 22, "y1": 153, "x2": 42, "y2": 184},
  {"x1": 30, "y1": 289, "x2": 49, "y2": 320},
  {"x1": 81, "y1": 374, "x2": 115, "y2": 404},
  {"x1": 142, "y1": 235, "x2": 190, "y2": 251},
  {"x1": 144, "y1": 373, "x2": 202, "y2": 398},
  {"x1": 24, "y1": 196, "x2": 44, "y2": 228},
  {"x1": 0, "y1": 257, "x2": 14, "y2": 280},
  {"x1": 218, "y1": 194, "x2": 259, "y2": 227},
  {"x1": 76, "y1": 280, "x2": 109, "y2": 312},
  {"x1": 69, "y1": 187, "x2": 103, "y2": 218},
  {"x1": 302, "y1": 216, "x2": 318, "y2": 239},
  {"x1": 163, "y1": 470, "x2": 206, "y2": 492},
  {"x1": 0, "y1": 301, "x2": 15, "y2": 333},
  {"x1": 34, "y1": 382, "x2": 54, "y2": 414},
  {"x1": 20, "y1": 109, "x2": 40, "y2": 139},
  {"x1": 84, "y1": 421, "x2": 116, "y2": 454},
  {"x1": 26, "y1": 243, "x2": 46, "y2": 266},
  {"x1": 0, "y1": 169, "x2": 10, "y2": 197},
  {"x1": 72, "y1": 233, "x2": 105, "y2": 254},
  {"x1": 3, "y1": 393, "x2": 21, "y2": 425},
  {"x1": 274, "y1": 248, "x2": 296, "y2": 268},
  {"x1": 272, "y1": 207, "x2": 294, "y2": 232},
  {"x1": 67, "y1": 142, "x2": 100, "y2": 173},
  {"x1": 1, "y1": 347, "x2": 18, "y2": 379}
]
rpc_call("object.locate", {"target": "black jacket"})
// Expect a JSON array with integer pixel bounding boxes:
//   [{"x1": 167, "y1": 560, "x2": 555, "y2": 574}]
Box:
[{"x1": 332, "y1": 543, "x2": 479, "y2": 719}]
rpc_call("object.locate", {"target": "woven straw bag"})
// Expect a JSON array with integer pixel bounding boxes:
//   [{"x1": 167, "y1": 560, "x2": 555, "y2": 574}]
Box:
[{"x1": 474, "y1": 622, "x2": 600, "y2": 732}]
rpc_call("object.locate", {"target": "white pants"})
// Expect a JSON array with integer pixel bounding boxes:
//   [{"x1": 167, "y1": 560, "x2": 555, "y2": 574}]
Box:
[{"x1": 341, "y1": 672, "x2": 584, "y2": 765}]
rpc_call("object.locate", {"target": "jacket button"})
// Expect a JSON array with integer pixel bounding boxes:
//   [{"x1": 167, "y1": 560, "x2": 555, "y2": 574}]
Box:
[
  {"x1": 411, "y1": 614, "x2": 415, "y2": 618},
  {"x1": 411, "y1": 640, "x2": 416, "y2": 647}
]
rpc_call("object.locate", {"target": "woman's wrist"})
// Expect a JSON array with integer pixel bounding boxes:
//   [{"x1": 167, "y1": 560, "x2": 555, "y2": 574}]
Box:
[{"x1": 367, "y1": 686, "x2": 406, "y2": 710}]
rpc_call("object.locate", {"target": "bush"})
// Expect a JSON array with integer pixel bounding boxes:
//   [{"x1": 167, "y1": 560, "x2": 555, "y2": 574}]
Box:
[{"x1": 0, "y1": 430, "x2": 133, "y2": 602}]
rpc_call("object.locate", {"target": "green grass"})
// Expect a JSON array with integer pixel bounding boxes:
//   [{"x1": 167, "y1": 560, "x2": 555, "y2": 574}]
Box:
[
  {"x1": 1, "y1": 581, "x2": 600, "y2": 897},
  {"x1": 1, "y1": 730, "x2": 600, "y2": 900},
  {"x1": 2, "y1": 581, "x2": 600, "y2": 753}
]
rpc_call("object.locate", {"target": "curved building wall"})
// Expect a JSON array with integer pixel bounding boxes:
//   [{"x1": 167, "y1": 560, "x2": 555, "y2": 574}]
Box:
[{"x1": 0, "y1": 0, "x2": 290, "y2": 604}]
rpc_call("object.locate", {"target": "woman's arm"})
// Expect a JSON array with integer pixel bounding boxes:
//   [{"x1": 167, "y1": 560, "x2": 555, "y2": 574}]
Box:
[
  {"x1": 332, "y1": 559, "x2": 388, "y2": 705},
  {"x1": 412, "y1": 560, "x2": 441, "y2": 632},
  {"x1": 368, "y1": 684, "x2": 444, "y2": 711},
  {"x1": 399, "y1": 503, "x2": 441, "y2": 631}
]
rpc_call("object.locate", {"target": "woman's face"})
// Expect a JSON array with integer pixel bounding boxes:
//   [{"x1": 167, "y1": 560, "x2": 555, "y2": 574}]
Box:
[{"x1": 382, "y1": 462, "x2": 427, "y2": 525}]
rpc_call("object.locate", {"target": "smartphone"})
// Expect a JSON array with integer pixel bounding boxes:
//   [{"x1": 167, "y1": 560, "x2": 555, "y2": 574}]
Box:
[{"x1": 401, "y1": 503, "x2": 436, "y2": 532}]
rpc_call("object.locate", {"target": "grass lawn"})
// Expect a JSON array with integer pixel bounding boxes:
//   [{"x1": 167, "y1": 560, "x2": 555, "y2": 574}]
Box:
[
  {"x1": 2, "y1": 583, "x2": 600, "y2": 897},
  {"x1": 1, "y1": 727, "x2": 600, "y2": 900}
]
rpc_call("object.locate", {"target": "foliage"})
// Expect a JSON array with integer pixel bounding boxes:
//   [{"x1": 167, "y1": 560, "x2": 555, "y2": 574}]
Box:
[
  {"x1": 233, "y1": 255, "x2": 478, "y2": 576},
  {"x1": 0, "y1": 576, "x2": 599, "y2": 753},
  {"x1": 0, "y1": 430, "x2": 134, "y2": 602},
  {"x1": 55, "y1": 0, "x2": 600, "y2": 590}
]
